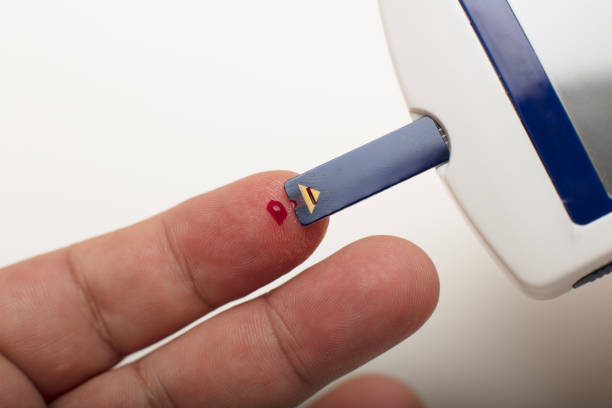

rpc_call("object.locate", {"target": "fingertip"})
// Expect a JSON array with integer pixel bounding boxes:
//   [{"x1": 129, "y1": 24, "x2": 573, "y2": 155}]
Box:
[
  {"x1": 341, "y1": 235, "x2": 440, "y2": 333},
  {"x1": 237, "y1": 170, "x2": 330, "y2": 257},
  {"x1": 266, "y1": 235, "x2": 439, "y2": 387},
  {"x1": 309, "y1": 374, "x2": 423, "y2": 408},
  {"x1": 163, "y1": 170, "x2": 329, "y2": 306}
]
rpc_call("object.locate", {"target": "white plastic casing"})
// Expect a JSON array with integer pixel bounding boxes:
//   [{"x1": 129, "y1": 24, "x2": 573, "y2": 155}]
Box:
[{"x1": 379, "y1": 0, "x2": 612, "y2": 298}]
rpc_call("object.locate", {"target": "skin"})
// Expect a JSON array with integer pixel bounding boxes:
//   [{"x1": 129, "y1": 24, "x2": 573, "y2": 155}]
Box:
[{"x1": 0, "y1": 171, "x2": 439, "y2": 408}]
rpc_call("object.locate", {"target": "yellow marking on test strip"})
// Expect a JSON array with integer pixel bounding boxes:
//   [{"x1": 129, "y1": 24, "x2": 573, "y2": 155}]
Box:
[{"x1": 298, "y1": 184, "x2": 320, "y2": 214}]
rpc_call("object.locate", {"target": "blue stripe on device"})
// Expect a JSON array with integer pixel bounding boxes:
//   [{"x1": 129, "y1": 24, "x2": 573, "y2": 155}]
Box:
[
  {"x1": 459, "y1": 0, "x2": 612, "y2": 224},
  {"x1": 284, "y1": 117, "x2": 449, "y2": 225}
]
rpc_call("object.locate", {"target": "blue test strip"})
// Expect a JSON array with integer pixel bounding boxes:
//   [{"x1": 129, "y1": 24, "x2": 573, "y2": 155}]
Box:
[{"x1": 284, "y1": 116, "x2": 450, "y2": 225}]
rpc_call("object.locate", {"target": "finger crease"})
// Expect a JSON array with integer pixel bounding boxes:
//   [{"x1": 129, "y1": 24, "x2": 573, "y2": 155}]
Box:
[
  {"x1": 65, "y1": 246, "x2": 122, "y2": 360},
  {"x1": 261, "y1": 295, "x2": 314, "y2": 389},
  {"x1": 160, "y1": 216, "x2": 215, "y2": 313},
  {"x1": 132, "y1": 362, "x2": 177, "y2": 408}
]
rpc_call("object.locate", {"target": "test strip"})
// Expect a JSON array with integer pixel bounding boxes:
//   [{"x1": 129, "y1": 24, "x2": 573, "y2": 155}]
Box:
[{"x1": 284, "y1": 116, "x2": 450, "y2": 225}]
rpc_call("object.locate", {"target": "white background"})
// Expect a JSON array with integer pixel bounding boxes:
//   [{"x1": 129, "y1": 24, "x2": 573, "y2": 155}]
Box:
[{"x1": 2, "y1": 1, "x2": 612, "y2": 407}]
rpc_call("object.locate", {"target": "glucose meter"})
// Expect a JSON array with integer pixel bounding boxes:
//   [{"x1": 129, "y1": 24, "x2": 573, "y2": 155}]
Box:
[
  {"x1": 286, "y1": 0, "x2": 612, "y2": 299},
  {"x1": 377, "y1": 0, "x2": 612, "y2": 298}
]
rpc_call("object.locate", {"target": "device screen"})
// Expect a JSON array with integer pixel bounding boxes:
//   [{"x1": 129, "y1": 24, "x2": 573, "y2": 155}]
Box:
[{"x1": 507, "y1": 0, "x2": 612, "y2": 195}]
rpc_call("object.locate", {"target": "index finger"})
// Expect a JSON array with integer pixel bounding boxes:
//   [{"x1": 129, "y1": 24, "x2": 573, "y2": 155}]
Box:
[{"x1": 0, "y1": 171, "x2": 328, "y2": 399}]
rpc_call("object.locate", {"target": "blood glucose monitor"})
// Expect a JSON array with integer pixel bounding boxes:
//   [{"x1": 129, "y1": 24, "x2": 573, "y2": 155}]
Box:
[{"x1": 379, "y1": 0, "x2": 612, "y2": 298}]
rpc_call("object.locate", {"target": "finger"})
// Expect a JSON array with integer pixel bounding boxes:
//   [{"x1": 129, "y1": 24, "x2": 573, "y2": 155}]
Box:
[
  {"x1": 307, "y1": 375, "x2": 423, "y2": 408},
  {"x1": 0, "y1": 356, "x2": 45, "y2": 408},
  {"x1": 0, "y1": 171, "x2": 328, "y2": 399},
  {"x1": 52, "y1": 236, "x2": 439, "y2": 408}
]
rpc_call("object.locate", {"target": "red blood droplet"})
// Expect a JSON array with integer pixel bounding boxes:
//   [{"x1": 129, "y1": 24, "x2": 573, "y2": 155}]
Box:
[
  {"x1": 267, "y1": 200, "x2": 288, "y2": 225},
  {"x1": 290, "y1": 200, "x2": 297, "y2": 209}
]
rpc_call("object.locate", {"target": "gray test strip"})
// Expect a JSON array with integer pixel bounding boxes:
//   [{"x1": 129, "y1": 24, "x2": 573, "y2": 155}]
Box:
[{"x1": 284, "y1": 116, "x2": 450, "y2": 225}]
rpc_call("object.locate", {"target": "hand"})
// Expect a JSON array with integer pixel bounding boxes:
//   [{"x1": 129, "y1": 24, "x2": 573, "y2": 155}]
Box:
[{"x1": 0, "y1": 171, "x2": 438, "y2": 408}]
